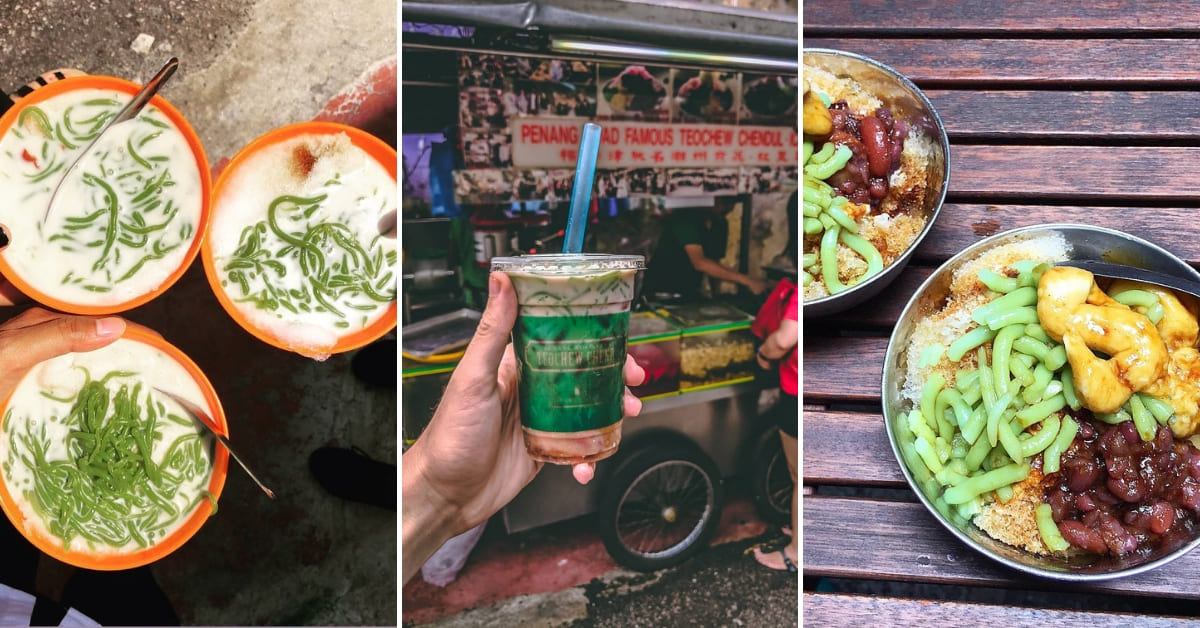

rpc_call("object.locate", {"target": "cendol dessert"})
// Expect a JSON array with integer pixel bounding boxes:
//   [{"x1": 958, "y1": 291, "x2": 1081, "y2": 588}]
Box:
[
  {"x1": 0, "y1": 337, "x2": 219, "y2": 561},
  {"x1": 900, "y1": 233, "x2": 1200, "y2": 559},
  {"x1": 207, "y1": 129, "x2": 397, "y2": 358},
  {"x1": 802, "y1": 64, "x2": 936, "y2": 300},
  {"x1": 0, "y1": 86, "x2": 204, "y2": 310}
]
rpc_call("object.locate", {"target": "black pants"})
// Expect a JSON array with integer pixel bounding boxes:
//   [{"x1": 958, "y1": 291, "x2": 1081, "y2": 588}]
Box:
[
  {"x1": 771, "y1": 392, "x2": 798, "y2": 439},
  {"x1": 0, "y1": 517, "x2": 179, "y2": 626}
]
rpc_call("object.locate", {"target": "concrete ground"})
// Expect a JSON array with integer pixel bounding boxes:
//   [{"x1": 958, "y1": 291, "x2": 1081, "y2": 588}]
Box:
[
  {"x1": 404, "y1": 483, "x2": 799, "y2": 627},
  {"x1": 2, "y1": 1, "x2": 397, "y2": 625}
]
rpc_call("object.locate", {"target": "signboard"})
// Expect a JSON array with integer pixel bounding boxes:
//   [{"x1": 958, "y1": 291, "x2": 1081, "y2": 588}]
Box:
[
  {"x1": 453, "y1": 52, "x2": 797, "y2": 203},
  {"x1": 511, "y1": 119, "x2": 798, "y2": 169}
]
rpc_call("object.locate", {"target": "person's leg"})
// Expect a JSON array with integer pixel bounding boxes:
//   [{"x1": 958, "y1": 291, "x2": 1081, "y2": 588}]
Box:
[
  {"x1": 753, "y1": 394, "x2": 799, "y2": 572},
  {"x1": 782, "y1": 429, "x2": 798, "y2": 557},
  {"x1": 60, "y1": 567, "x2": 179, "y2": 626},
  {"x1": 0, "y1": 517, "x2": 39, "y2": 593}
]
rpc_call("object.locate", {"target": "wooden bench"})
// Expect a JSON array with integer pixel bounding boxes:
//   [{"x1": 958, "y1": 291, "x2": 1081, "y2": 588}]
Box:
[{"x1": 803, "y1": 1, "x2": 1200, "y2": 621}]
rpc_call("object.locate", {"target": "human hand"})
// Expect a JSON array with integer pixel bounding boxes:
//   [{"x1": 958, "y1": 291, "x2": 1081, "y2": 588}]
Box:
[
  {"x1": 402, "y1": 272, "x2": 644, "y2": 581},
  {"x1": 756, "y1": 350, "x2": 772, "y2": 371},
  {"x1": 0, "y1": 308, "x2": 127, "y2": 399},
  {"x1": 746, "y1": 277, "x2": 767, "y2": 295}
]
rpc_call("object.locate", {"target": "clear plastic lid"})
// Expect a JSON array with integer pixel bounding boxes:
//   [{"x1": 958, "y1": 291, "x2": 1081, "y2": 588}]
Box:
[{"x1": 490, "y1": 253, "x2": 645, "y2": 274}]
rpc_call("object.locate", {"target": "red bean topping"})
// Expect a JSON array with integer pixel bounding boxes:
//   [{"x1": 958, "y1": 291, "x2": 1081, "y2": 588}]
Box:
[
  {"x1": 1043, "y1": 420, "x2": 1200, "y2": 556},
  {"x1": 1063, "y1": 456, "x2": 1099, "y2": 493},
  {"x1": 817, "y1": 101, "x2": 908, "y2": 211},
  {"x1": 1058, "y1": 520, "x2": 1107, "y2": 554},
  {"x1": 1095, "y1": 512, "x2": 1138, "y2": 556},
  {"x1": 860, "y1": 116, "x2": 892, "y2": 178}
]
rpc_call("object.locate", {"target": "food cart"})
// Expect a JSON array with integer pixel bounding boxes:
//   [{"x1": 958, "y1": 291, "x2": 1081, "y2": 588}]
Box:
[{"x1": 400, "y1": 0, "x2": 796, "y2": 571}]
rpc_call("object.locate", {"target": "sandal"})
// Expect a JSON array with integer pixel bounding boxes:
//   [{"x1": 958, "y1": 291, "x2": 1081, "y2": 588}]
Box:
[
  {"x1": 752, "y1": 546, "x2": 798, "y2": 574},
  {"x1": 2, "y1": 68, "x2": 86, "y2": 116}
]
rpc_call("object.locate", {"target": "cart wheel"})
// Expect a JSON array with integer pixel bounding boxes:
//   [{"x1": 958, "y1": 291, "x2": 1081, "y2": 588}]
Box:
[
  {"x1": 751, "y1": 428, "x2": 793, "y2": 527},
  {"x1": 599, "y1": 441, "x2": 724, "y2": 572}
]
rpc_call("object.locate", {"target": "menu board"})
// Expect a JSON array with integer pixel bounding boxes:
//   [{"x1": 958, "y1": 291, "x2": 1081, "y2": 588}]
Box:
[{"x1": 454, "y1": 52, "x2": 797, "y2": 203}]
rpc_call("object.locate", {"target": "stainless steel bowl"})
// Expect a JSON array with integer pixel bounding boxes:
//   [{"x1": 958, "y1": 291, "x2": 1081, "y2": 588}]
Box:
[
  {"x1": 884, "y1": 223, "x2": 1200, "y2": 580},
  {"x1": 802, "y1": 48, "x2": 950, "y2": 318}
]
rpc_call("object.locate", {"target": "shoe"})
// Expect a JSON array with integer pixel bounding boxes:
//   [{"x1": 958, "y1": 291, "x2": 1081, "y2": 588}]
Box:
[
  {"x1": 350, "y1": 339, "x2": 397, "y2": 388},
  {"x1": 308, "y1": 446, "x2": 396, "y2": 510}
]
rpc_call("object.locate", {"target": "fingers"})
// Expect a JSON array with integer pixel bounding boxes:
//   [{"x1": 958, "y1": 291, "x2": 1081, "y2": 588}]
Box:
[
  {"x1": 455, "y1": 272, "x2": 517, "y2": 390},
  {"x1": 572, "y1": 463, "x2": 595, "y2": 485},
  {"x1": 623, "y1": 386, "x2": 642, "y2": 417},
  {"x1": 0, "y1": 307, "x2": 58, "y2": 329},
  {"x1": 1, "y1": 314, "x2": 126, "y2": 369},
  {"x1": 378, "y1": 210, "x2": 398, "y2": 239},
  {"x1": 0, "y1": 280, "x2": 27, "y2": 307},
  {"x1": 624, "y1": 355, "x2": 646, "y2": 387}
]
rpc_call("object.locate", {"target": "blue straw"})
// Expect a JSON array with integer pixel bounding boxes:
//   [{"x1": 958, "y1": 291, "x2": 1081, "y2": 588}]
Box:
[{"x1": 563, "y1": 122, "x2": 602, "y2": 254}]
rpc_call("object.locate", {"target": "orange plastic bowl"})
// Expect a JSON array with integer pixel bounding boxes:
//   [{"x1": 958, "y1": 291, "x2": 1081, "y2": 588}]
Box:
[
  {"x1": 0, "y1": 75, "x2": 211, "y2": 315},
  {"x1": 202, "y1": 121, "x2": 397, "y2": 358},
  {"x1": 0, "y1": 327, "x2": 229, "y2": 570}
]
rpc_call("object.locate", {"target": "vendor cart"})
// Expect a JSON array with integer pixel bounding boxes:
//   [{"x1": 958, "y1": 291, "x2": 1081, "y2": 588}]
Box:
[{"x1": 401, "y1": 0, "x2": 797, "y2": 571}]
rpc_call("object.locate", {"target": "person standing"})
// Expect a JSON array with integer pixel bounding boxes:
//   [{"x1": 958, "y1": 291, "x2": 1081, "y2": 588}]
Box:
[
  {"x1": 751, "y1": 283, "x2": 798, "y2": 573},
  {"x1": 643, "y1": 198, "x2": 767, "y2": 300}
]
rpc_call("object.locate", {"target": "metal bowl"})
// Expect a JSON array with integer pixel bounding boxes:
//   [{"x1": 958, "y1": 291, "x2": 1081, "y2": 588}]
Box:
[
  {"x1": 883, "y1": 223, "x2": 1200, "y2": 580},
  {"x1": 802, "y1": 48, "x2": 950, "y2": 318}
]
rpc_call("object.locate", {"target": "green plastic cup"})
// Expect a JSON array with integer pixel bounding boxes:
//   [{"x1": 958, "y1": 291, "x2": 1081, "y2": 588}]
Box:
[{"x1": 491, "y1": 253, "x2": 645, "y2": 464}]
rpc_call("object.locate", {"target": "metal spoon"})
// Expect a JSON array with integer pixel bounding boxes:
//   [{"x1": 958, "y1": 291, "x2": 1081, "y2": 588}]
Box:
[
  {"x1": 43, "y1": 57, "x2": 180, "y2": 223},
  {"x1": 1056, "y1": 260, "x2": 1200, "y2": 299},
  {"x1": 153, "y1": 387, "x2": 276, "y2": 499}
]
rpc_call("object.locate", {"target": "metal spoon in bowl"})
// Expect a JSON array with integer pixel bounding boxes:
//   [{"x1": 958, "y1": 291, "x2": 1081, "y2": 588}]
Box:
[
  {"x1": 1056, "y1": 260, "x2": 1200, "y2": 300},
  {"x1": 42, "y1": 57, "x2": 180, "y2": 223},
  {"x1": 153, "y1": 387, "x2": 276, "y2": 499}
]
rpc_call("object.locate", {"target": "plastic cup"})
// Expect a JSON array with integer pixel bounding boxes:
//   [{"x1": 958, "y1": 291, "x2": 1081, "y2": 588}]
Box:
[{"x1": 491, "y1": 253, "x2": 645, "y2": 464}]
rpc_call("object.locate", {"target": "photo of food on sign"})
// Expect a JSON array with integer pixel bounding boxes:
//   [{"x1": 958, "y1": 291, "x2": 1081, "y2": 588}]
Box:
[
  {"x1": 705, "y1": 167, "x2": 741, "y2": 195},
  {"x1": 628, "y1": 167, "x2": 668, "y2": 196},
  {"x1": 458, "y1": 87, "x2": 506, "y2": 129},
  {"x1": 672, "y1": 69, "x2": 739, "y2": 124},
  {"x1": 597, "y1": 64, "x2": 671, "y2": 121},
  {"x1": 740, "y1": 73, "x2": 798, "y2": 124},
  {"x1": 459, "y1": 54, "x2": 597, "y2": 120},
  {"x1": 739, "y1": 166, "x2": 783, "y2": 195},
  {"x1": 667, "y1": 168, "x2": 708, "y2": 196},
  {"x1": 461, "y1": 131, "x2": 512, "y2": 169},
  {"x1": 453, "y1": 168, "x2": 512, "y2": 204}
]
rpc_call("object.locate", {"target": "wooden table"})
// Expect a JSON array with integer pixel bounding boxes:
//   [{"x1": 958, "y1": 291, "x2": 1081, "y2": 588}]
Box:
[{"x1": 803, "y1": 2, "x2": 1200, "y2": 623}]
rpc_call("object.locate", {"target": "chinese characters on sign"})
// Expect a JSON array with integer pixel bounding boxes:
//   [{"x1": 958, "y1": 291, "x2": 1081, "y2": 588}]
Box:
[{"x1": 454, "y1": 53, "x2": 797, "y2": 203}]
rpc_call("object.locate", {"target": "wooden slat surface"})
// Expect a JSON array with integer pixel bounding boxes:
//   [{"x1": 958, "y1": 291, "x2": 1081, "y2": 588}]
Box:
[
  {"x1": 946, "y1": 146, "x2": 1200, "y2": 201},
  {"x1": 803, "y1": 496, "x2": 1200, "y2": 598},
  {"x1": 803, "y1": 2, "x2": 1200, "y2": 612},
  {"x1": 914, "y1": 205, "x2": 1200, "y2": 264},
  {"x1": 803, "y1": 0, "x2": 1200, "y2": 35},
  {"x1": 926, "y1": 90, "x2": 1200, "y2": 141},
  {"x1": 804, "y1": 593, "x2": 1194, "y2": 626},
  {"x1": 804, "y1": 39, "x2": 1200, "y2": 86},
  {"x1": 801, "y1": 410, "x2": 903, "y2": 485},
  {"x1": 803, "y1": 336, "x2": 887, "y2": 400}
]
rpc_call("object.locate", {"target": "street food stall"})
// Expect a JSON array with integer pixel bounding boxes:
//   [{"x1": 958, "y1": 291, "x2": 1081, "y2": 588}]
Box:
[{"x1": 400, "y1": 0, "x2": 796, "y2": 570}]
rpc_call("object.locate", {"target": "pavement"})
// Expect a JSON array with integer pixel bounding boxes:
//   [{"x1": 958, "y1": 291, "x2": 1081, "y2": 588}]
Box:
[
  {"x1": 403, "y1": 482, "x2": 799, "y2": 627},
  {"x1": 2, "y1": 1, "x2": 397, "y2": 625}
]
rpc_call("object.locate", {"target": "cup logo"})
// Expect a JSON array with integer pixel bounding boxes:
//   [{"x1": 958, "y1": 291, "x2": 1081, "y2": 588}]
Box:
[{"x1": 526, "y1": 337, "x2": 621, "y2": 371}]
